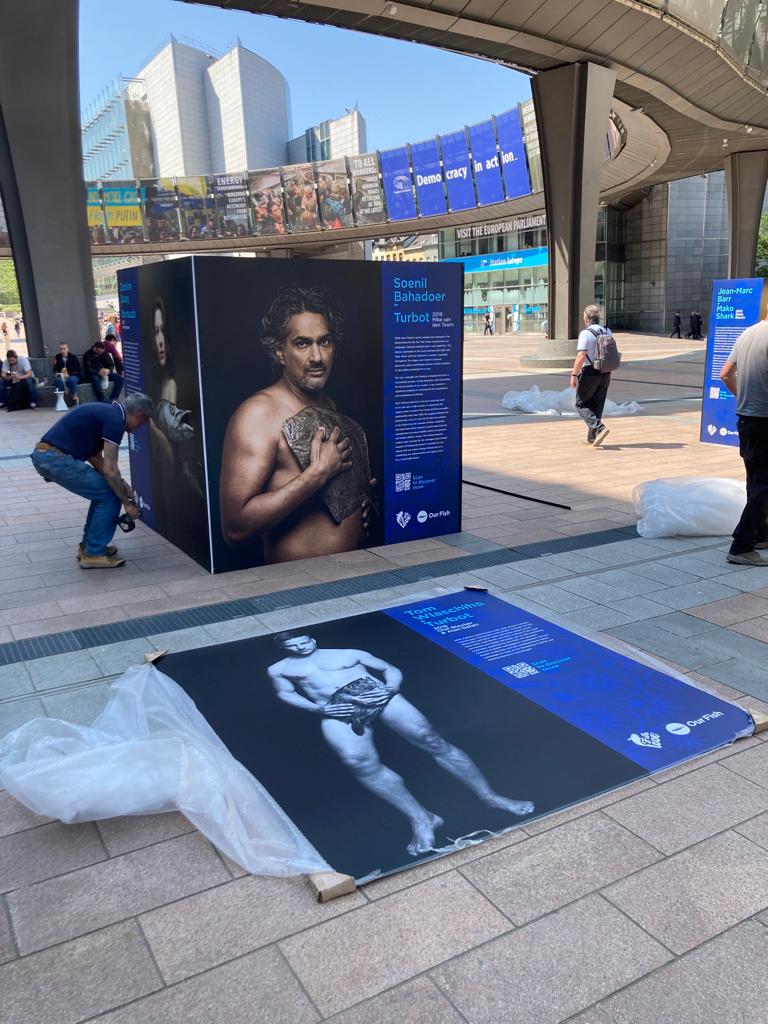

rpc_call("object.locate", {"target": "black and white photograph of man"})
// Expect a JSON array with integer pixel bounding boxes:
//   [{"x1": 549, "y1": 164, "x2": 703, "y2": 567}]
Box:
[{"x1": 267, "y1": 630, "x2": 535, "y2": 855}]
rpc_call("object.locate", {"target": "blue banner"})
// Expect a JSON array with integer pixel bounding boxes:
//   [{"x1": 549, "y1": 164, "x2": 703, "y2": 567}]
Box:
[
  {"x1": 379, "y1": 146, "x2": 417, "y2": 221},
  {"x1": 386, "y1": 592, "x2": 752, "y2": 771},
  {"x1": 445, "y1": 246, "x2": 548, "y2": 274},
  {"x1": 700, "y1": 278, "x2": 764, "y2": 446},
  {"x1": 118, "y1": 266, "x2": 155, "y2": 528},
  {"x1": 468, "y1": 120, "x2": 504, "y2": 206},
  {"x1": 410, "y1": 139, "x2": 447, "y2": 217},
  {"x1": 495, "y1": 108, "x2": 531, "y2": 200},
  {"x1": 380, "y1": 263, "x2": 463, "y2": 543},
  {"x1": 439, "y1": 130, "x2": 476, "y2": 212}
]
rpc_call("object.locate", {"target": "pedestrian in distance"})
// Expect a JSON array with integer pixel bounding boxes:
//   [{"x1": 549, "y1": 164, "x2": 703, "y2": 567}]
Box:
[
  {"x1": 720, "y1": 308, "x2": 768, "y2": 566},
  {"x1": 483, "y1": 312, "x2": 493, "y2": 336},
  {"x1": 30, "y1": 393, "x2": 153, "y2": 568},
  {"x1": 670, "y1": 312, "x2": 682, "y2": 339},
  {"x1": 570, "y1": 304, "x2": 621, "y2": 448}
]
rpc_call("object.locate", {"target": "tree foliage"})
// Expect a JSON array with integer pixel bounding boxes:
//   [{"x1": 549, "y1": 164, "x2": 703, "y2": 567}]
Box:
[{"x1": 0, "y1": 259, "x2": 20, "y2": 309}]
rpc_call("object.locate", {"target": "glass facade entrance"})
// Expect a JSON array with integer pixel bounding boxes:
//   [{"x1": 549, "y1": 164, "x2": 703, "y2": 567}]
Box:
[{"x1": 439, "y1": 208, "x2": 625, "y2": 334}]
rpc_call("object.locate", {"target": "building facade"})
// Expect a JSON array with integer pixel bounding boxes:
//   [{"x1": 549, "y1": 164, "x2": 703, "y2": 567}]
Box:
[
  {"x1": 436, "y1": 173, "x2": 743, "y2": 336},
  {"x1": 287, "y1": 108, "x2": 367, "y2": 164},
  {"x1": 81, "y1": 38, "x2": 292, "y2": 180},
  {"x1": 81, "y1": 79, "x2": 155, "y2": 183}
]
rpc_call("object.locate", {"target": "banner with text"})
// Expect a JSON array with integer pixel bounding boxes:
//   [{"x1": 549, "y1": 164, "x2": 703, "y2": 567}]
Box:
[
  {"x1": 495, "y1": 108, "x2": 532, "y2": 200},
  {"x1": 348, "y1": 152, "x2": 386, "y2": 226},
  {"x1": 468, "y1": 119, "x2": 504, "y2": 206},
  {"x1": 410, "y1": 138, "x2": 447, "y2": 217},
  {"x1": 211, "y1": 173, "x2": 251, "y2": 237},
  {"x1": 380, "y1": 146, "x2": 417, "y2": 221},
  {"x1": 439, "y1": 129, "x2": 476, "y2": 212},
  {"x1": 381, "y1": 262, "x2": 463, "y2": 543},
  {"x1": 700, "y1": 278, "x2": 766, "y2": 446}
]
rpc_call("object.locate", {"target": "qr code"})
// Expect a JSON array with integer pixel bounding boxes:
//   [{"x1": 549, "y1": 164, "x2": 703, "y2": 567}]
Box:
[
  {"x1": 395, "y1": 472, "x2": 412, "y2": 493},
  {"x1": 502, "y1": 662, "x2": 539, "y2": 679},
  {"x1": 709, "y1": 386, "x2": 720, "y2": 399}
]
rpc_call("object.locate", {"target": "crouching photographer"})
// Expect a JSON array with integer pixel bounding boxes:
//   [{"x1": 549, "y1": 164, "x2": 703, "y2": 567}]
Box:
[{"x1": 31, "y1": 393, "x2": 153, "y2": 569}]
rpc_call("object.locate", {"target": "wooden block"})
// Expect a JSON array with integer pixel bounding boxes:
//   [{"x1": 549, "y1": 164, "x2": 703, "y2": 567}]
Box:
[
  {"x1": 308, "y1": 870, "x2": 357, "y2": 903},
  {"x1": 145, "y1": 649, "x2": 168, "y2": 664},
  {"x1": 748, "y1": 708, "x2": 768, "y2": 734}
]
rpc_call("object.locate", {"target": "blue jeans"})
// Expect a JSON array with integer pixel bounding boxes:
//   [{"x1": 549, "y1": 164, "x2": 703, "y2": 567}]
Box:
[
  {"x1": 31, "y1": 450, "x2": 121, "y2": 555},
  {"x1": 0, "y1": 377, "x2": 37, "y2": 407},
  {"x1": 90, "y1": 372, "x2": 123, "y2": 401},
  {"x1": 55, "y1": 373, "x2": 80, "y2": 396}
]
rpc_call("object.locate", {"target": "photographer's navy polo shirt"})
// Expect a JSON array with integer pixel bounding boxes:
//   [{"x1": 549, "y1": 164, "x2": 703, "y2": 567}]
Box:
[{"x1": 41, "y1": 403, "x2": 126, "y2": 461}]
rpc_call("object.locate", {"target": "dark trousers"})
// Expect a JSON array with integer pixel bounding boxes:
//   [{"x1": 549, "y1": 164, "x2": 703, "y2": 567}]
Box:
[
  {"x1": 575, "y1": 368, "x2": 611, "y2": 436},
  {"x1": 670, "y1": 326, "x2": 681, "y2": 338},
  {"x1": 90, "y1": 372, "x2": 123, "y2": 402},
  {"x1": 731, "y1": 416, "x2": 768, "y2": 554}
]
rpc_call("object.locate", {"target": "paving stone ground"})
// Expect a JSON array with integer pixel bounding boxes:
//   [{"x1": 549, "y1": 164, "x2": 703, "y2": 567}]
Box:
[{"x1": 3, "y1": 332, "x2": 768, "y2": 1022}]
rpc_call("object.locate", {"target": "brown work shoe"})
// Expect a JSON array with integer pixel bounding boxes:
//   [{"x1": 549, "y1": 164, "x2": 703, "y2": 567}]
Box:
[
  {"x1": 77, "y1": 542, "x2": 117, "y2": 560},
  {"x1": 79, "y1": 552, "x2": 126, "y2": 569}
]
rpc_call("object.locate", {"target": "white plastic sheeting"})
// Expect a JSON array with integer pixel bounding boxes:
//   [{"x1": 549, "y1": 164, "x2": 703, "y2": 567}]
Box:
[
  {"x1": 501, "y1": 385, "x2": 640, "y2": 417},
  {"x1": 0, "y1": 664, "x2": 329, "y2": 876},
  {"x1": 633, "y1": 476, "x2": 746, "y2": 539}
]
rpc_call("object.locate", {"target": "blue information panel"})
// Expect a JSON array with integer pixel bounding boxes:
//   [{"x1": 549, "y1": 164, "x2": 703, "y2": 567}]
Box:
[
  {"x1": 439, "y1": 130, "x2": 476, "y2": 212},
  {"x1": 119, "y1": 266, "x2": 155, "y2": 528},
  {"x1": 386, "y1": 592, "x2": 753, "y2": 772},
  {"x1": 445, "y1": 246, "x2": 548, "y2": 274},
  {"x1": 700, "y1": 278, "x2": 765, "y2": 446},
  {"x1": 381, "y1": 263, "x2": 463, "y2": 544},
  {"x1": 495, "y1": 108, "x2": 531, "y2": 200},
  {"x1": 379, "y1": 146, "x2": 417, "y2": 221},
  {"x1": 468, "y1": 120, "x2": 504, "y2": 206},
  {"x1": 410, "y1": 138, "x2": 447, "y2": 217}
]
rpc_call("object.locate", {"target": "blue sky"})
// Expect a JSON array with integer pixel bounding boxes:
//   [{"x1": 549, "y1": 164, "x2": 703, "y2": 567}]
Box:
[{"x1": 79, "y1": 0, "x2": 530, "y2": 151}]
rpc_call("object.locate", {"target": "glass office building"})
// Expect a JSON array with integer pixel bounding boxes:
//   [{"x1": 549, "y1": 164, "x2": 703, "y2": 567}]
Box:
[{"x1": 439, "y1": 208, "x2": 625, "y2": 334}]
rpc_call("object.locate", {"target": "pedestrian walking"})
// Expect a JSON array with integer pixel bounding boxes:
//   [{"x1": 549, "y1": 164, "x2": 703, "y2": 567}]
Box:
[
  {"x1": 570, "y1": 303, "x2": 621, "y2": 448},
  {"x1": 720, "y1": 309, "x2": 768, "y2": 566},
  {"x1": 670, "y1": 312, "x2": 682, "y2": 339}
]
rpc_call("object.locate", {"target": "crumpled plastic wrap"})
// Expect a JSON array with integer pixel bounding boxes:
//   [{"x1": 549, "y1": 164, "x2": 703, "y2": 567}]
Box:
[
  {"x1": 501, "y1": 385, "x2": 640, "y2": 417},
  {"x1": 0, "y1": 664, "x2": 329, "y2": 876},
  {"x1": 633, "y1": 476, "x2": 745, "y2": 539}
]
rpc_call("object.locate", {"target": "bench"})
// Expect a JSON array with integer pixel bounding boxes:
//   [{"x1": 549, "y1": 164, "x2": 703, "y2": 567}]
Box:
[{"x1": 29, "y1": 358, "x2": 116, "y2": 407}]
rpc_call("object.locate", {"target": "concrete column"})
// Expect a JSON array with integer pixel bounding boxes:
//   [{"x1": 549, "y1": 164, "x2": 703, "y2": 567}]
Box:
[
  {"x1": 0, "y1": 0, "x2": 96, "y2": 358},
  {"x1": 725, "y1": 151, "x2": 768, "y2": 279},
  {"x1": 524, "y1": 62, "x2": 616, "y2": 366}
]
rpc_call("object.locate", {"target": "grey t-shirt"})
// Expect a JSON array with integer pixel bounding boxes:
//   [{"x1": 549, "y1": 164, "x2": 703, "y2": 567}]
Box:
[{"x1": 728, "y1": 321, "x2": 768, "y2": 417}]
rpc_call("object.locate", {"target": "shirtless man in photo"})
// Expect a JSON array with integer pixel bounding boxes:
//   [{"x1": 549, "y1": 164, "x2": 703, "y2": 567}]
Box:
[
  {"x1": 267, "y1": 631, "x2": 535, "y2": 856},
  {"x1": 220, "y1": 286, "x2": 374, "y2": 563}
]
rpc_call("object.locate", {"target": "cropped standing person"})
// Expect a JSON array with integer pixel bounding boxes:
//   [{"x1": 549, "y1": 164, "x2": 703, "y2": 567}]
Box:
[
  {"x1": 570, "y1": 304, "x2": 614, "y2": 447},
  {"x1": 720, "y1": 309, "x2": 768, "y2": 566},
  {"x1": 30, "y1": 393, "x2": 153, "y2": 568}
]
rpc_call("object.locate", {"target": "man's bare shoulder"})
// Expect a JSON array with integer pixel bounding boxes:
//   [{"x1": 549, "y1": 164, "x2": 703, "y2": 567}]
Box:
[{"x1": 228, "y1": 385, "x2": 287, "y2": 435}]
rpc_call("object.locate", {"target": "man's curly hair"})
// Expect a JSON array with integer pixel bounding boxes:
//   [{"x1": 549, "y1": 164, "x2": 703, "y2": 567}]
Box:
[{"x1": 260, "y1": 286, "x2": 344, "y2": 369}]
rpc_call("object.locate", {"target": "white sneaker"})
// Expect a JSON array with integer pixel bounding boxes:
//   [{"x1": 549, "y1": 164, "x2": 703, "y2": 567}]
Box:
[
  {"x1": 592, "y1": 424, "x2": 610, "y2": 447},
  {"x1": 30, "y1": 403, "x2": 37, "y2": 408}
]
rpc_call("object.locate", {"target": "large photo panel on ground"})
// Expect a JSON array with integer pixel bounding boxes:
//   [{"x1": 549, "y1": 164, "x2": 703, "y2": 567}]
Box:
[
  {"x1": 160, "y1": 592, "x2": 751, "y2": 883},
  {"x1": 120, "y1": 260, "x2": 210, "y2": 568}
]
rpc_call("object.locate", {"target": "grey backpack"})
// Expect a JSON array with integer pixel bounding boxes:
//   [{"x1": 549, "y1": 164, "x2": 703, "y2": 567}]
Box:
[{"x1": 588, "y1": 326, "x2": 621, "y2": 373}]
